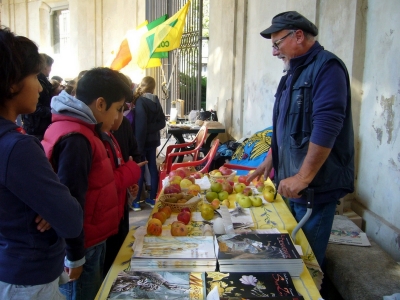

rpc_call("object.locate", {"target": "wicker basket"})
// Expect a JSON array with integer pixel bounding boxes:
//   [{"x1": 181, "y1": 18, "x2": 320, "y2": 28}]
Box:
[
  {"x1": 159, "y1": 193, "x2": 201, "y2": 213},
  {"x1": 208, "y1": 170, "x2": 237, "y2": 184}
]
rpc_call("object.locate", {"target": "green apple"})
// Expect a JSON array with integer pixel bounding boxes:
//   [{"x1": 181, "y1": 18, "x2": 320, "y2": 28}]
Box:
[
  {"x1": 205, "y1": 191, "x2": 219, "y2": 203},
  {"x1": 250, "y1": 196, "x2": 263, "y2": 207},
  {"x1": 201, "y1": 204, "x2": 215, "y2": 220},
  {"x1": 218, "y1": 191, "x2": 229, "y2": 201},
  {"x1": 210, "y1": 182, "x2": 223, "y2": 193},
  {"x1": 237, "y1": 195, "x2": 252, "y2": 208},
  {"x1": 234, "y1": 183, "x2": 246, "y2": 193},
  {"x1": 235, "y1": 193, "x2": 244, "y2": 201},
  {"x1": 263, "y1": 186, "x2": 275, "y2": 203}
]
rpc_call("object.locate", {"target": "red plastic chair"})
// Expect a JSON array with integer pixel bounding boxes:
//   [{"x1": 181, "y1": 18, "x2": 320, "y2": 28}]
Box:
[
  {"x1": 160, "y1": 125, "x2": 208, "y2": 173},
  {"x1": 158, "y1": 139, "x2": 220, "y2": 194}
]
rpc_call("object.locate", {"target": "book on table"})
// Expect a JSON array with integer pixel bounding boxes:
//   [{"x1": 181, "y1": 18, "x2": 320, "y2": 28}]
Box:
[
  {"x1": 107, "y1": 270, "x2": 206, "y2": 299},
  {"x1": 131, "y1": 235, "x2": 217, "y2": 272},
  {"x1": 215, "y1": 233, "x2": 304, "y2": 277},
  {"x1": 206, "y1": 271, "x2": 304, "y2": 299}
]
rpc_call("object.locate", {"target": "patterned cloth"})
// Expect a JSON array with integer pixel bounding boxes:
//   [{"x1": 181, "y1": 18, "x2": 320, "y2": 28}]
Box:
[{"x1": 230, "y1": 127, "x2": 273, "y2": 174}]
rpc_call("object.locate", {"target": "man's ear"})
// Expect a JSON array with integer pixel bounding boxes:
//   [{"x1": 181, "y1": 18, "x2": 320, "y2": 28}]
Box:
[{"x1": 94, "y1": 97, "x2": 106, "y2": 112}]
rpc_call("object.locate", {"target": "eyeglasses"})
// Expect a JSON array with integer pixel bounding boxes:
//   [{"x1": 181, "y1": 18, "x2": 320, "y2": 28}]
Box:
[{"x1": 272, "y1": 31, "x2": 295, "y2": 50}]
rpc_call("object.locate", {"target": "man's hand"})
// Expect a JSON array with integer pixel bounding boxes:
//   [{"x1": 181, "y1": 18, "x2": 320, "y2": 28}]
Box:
[
  {"x1": 35, "y1": 215, "x2": 51, "y2": 232},
  {"x1": 247, "y1": 151, "x2": 273, "y2": 184},
  {"x1": 278, "y1": 142, "x2": 331, "y2": 198},
  {"x1": 277, "y1": 174, "x2": 309, "y2": 199},
  {"x1": 65, "y1": 266, "x2": 83, "y2": 282}
]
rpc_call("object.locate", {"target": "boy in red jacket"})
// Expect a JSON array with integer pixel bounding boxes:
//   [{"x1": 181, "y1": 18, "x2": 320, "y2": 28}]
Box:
[{"x1": 42, "y1": 67, "x2": 141, "y2": 300}]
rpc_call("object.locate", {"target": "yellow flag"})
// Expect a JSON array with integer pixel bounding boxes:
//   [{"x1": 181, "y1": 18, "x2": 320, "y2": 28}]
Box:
[{"x1": 137, "y1": 0, "x2": 191, "y2": 69}]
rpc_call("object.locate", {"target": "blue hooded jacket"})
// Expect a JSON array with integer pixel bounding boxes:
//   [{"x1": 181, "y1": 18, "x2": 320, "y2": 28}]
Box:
[{"x1": 0, "y1": 116, "x2": 83, "y2": 285}]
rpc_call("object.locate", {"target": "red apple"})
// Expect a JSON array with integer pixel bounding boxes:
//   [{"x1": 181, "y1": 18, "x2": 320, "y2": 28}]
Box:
[
  {"x1": 242, "y1": 187, "x2": 253, "y2": 196},
  {"x1": 219, "y1": 166, "x2": 233, "y2": 175},
  {"x1": 181, "y1": 207, "x2": 191, "y2": 214},
  {"x1": 164, "y1": 184, "x2": 181, "y2": 194},
  {"x1": 191, "y1": 172, "x2": 204, "y2": 179},
  {"x1": 238, "y1": 175, "x2": 249, "y2": 186},
  {"x1": 184, "y1": 176, "x2": 195, "y2": 184},
  {"x1": 177, "y1": 211, "x2": 191, "y2": 225},
  {"x1": 221, "y1": 182, "x2": 233, "y2": 194},
  {"x1": 176, "y1": 167, "x2": 191, "y2": 177},
  {"x1": 171, "y1": 221, "x2": 188, "y2": 236},
  {"x1": 169, "y1": 169, "x2": 186, "y2": 179}
]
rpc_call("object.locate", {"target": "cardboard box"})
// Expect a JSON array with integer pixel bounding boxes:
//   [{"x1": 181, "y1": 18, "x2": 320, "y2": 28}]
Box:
[{"x1": 343, "y1": 208, "x2": 362, "y2": 229}]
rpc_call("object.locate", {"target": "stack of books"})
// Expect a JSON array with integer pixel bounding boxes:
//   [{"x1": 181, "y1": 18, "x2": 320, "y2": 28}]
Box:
[
  {"x1": 131, "y1": 236, "x2": 217, "y2": 272},
  {"x1": 215, "y1": 233, "x2": 304, "y2": 277}
]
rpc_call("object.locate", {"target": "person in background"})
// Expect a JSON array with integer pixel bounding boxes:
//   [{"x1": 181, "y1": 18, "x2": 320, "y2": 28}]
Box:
[
  {"x1": 52, "y1": 75, "x2": 65, "y2": 86},
  {"x1": 22, "y1": 53, "x2": 54, "y2": 140},
  {"x1": 132, "y1": 76, "x2": 166, "y2": 210},
  {"x1": 0, "y1": 27, "x2": 83, "y2": 300},
  {"x1": 41, "y1": 67, "x2": 137, "y2": 300},
  {"x1": 50, "y1": 79, "x2": 64, "y2": 97},
  {"x1": 102, "y1": 72, "x2": 144, "y2": 275},
  {"x1": 64, "y1": 79, "x2": 76, "y2": 95},
  {"x1": 248, "y1": 11, "x2": 354, "y2": 267}
]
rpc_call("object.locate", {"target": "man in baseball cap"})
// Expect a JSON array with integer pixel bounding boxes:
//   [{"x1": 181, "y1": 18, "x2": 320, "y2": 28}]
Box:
[
  {"x1": 260, "y1": 11, "x2": 318, "y2": 39},
  {"x1": 249, "y1": 11, "x2": 355, "y2": 269}
]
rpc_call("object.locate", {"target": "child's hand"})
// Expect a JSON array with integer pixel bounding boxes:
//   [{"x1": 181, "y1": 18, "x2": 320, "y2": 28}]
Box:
[
  {"x1": 128, "y1": 184, "x2": 139, "y2": 198},
  {"x1": 35, "y1": 215, "x2": 52, "y2": 232},
  {"x1": 138, "y1": 161, "x2": 148, "y2": 167}
]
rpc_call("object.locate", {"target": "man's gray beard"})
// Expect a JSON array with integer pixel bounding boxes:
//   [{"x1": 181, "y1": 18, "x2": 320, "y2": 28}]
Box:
[{"x1": 283, "y1": 60, "x2": 290, "y2": 72}]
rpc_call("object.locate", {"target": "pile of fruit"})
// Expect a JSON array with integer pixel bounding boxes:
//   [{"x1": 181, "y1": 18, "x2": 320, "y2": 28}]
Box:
[
  {"x1": 147, "y1": 204, "x2": 192, "y2": 237},
  {"x1": 147, "y1": 166, "x2": 278, "y2": 237},
  {"x1": 164, "y1": 167, "x2": 202, "y2": 196},
  {"x1": 203, "y1": 167, "x2": 277, "y2": 209}
]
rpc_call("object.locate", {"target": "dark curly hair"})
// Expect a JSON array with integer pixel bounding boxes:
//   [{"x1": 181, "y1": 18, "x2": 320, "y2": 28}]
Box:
[
  {"x1": 75, "y1": 67, "x2": 132, "y2": 110},
  {"x1": 0, "y1": 27, "x2": 42, "y2": 106}
]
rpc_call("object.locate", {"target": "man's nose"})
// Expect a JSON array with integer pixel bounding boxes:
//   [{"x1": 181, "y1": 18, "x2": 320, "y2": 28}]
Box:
[{"x1": 272, "y1": 47, "x2": 280, "y2": 56}]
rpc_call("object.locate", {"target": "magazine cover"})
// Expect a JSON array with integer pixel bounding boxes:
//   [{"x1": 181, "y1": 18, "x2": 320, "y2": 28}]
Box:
[
  {"x1": 206, "y1": 271, "x2": 304, "y2": 299},
  {"x1": 216, "y1": 233, "x2": 301, "y2": 261},
  {"x1": 329, "y1": 215, "x2": 371, "y2": 246},
  {"x1": 108, "y1": 270, "x2": 206, "y2": 299}
]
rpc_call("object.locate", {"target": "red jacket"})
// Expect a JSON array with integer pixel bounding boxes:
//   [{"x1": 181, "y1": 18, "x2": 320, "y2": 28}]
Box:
[
  {"x1": 42, "y1": 115, "x2": 120, "y2": 248},
  {"x1": 102, "y1": 132, "x2": 141, "y2": 219}
]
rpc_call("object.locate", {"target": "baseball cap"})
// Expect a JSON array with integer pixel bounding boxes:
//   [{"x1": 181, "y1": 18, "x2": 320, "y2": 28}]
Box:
[{"x1": 260, "y1": 11, "x2": 318, "y2": 39}]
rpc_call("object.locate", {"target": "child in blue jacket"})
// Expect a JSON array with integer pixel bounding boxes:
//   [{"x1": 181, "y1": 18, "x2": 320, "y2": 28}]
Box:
[{"x1": 0, "y1": 27, "x2": 83, "y2": 299}]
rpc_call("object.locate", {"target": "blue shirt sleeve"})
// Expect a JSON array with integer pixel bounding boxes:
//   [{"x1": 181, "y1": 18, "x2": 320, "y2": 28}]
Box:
[{"x1": 310, "y1": 59, "x2": 348, "y2": 148}]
